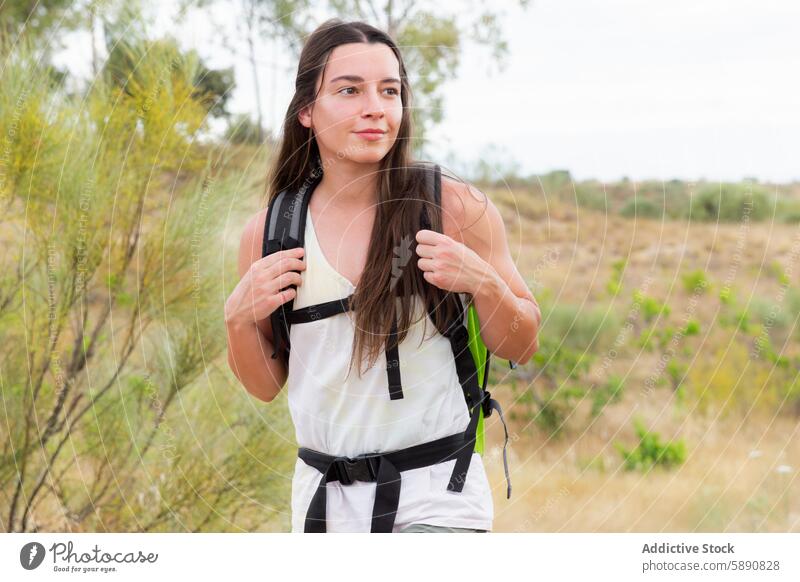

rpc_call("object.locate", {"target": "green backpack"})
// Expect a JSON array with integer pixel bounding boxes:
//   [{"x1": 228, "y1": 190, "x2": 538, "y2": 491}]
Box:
[{"x1": 467, "y1": 302, "x2": 513, "y2": 497}]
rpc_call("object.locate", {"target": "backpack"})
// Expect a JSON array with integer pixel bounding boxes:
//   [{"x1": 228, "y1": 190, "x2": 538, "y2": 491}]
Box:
[{"x1": 262, "y1": 162, "x2": 512, "y2": 532}]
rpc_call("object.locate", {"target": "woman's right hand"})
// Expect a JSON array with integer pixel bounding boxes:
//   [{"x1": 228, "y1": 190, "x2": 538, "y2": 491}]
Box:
[{"x1": 224, "y1": 247, "x2": 306, "y2": 326}]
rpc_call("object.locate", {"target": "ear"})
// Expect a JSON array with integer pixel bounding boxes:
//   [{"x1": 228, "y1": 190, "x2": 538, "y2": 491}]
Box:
[{"x1": 298, "y1": 104, "x2": 313, "y2": 129}]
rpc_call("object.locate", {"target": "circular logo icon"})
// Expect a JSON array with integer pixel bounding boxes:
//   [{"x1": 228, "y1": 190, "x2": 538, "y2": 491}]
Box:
[{"x1": 20, "y1": 542, "x2": 46, "y2": 570}]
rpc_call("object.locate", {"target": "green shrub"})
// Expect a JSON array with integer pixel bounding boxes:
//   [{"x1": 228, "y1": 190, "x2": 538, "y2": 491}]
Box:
[
  {"x1": 768, "y1": 260, "x2": 790, "y2": 285},
  {"x1": 574, "y1": 182, "x2": 608, "y2": 212},
  {"x1": 681, "y1": 270, "x2": 709, "y2": 294},
  {"x1": 666, "y1": 359, "x2": 686, "y2": 390},
  {"x1": 539, "y1": 301, "x2": 621, "y2": 353},
  {"x1": 590, "y1": 375, "x2": 624, "y2": 417},
  {"x1": 719, "y1": 287, "x2": 734, "y2": 305},
  {"x1": 606, "y1": 259, "x2": 627, "y2": 296},
  {"x1": 615, "y1": 418, "x2": 687, "y2": 472},
  {"x1": 747, "y1": 297, "x2": 791, "y2": 330},
  {"x1": 633, "y1": 290, "x2": 671, "y2": 322},
  {"x1": 689, "y1": 184, "x2": 773, "y2": 222},
  {"x1": 683, "y1": 319, "x2": 701, "y2": 336},
  {"x1": 620, "y1": 197, "x2": 663, "y2": 219}
]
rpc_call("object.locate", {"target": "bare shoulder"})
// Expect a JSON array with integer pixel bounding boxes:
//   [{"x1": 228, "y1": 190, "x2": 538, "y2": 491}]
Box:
[
  {"x1": 439, "y1": 175, "x2": 497, "y2": 249},
  {"x1": 238, "y1": 207, "x2": 270, "y2": 279}
]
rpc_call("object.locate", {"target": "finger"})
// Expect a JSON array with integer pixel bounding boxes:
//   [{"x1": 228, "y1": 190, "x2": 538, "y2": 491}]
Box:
[
  {"x1": 422, "y1": 270, "x2": 441, "y2": 287},
  {"x1": 417, "y1": 257, "x2": 435, "y2": 272},
  {"x1": 273, "y1": 247, "x2": 305, "y2": 264},
  {"x1": 415, "y1": 243, "x2": 435, "y2": 258},
  {"x1": 415, "y1": 229, "x2": 443, "y2": 245},
  {"x1": 276, "y1": 287, "x2": 296, "y2": 306},
  {"x1": 272, "y1": 271, "x2": 303, "y2": 291},
  {"x1": 266, "y1": 257, "x2": 306, "y2": 274}
]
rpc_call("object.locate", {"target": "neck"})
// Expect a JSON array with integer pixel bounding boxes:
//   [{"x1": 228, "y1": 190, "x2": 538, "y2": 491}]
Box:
[{"x1": 315, "y1": 156, "x2": 381, "y2": 208}]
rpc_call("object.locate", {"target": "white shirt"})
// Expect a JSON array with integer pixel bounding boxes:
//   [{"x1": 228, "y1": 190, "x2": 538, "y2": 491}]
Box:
[{"x1": 286, "y1": 204, "x2": 494, "y2": 532}]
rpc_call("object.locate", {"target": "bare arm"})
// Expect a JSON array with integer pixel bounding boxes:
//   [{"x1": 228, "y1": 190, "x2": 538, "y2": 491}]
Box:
[
  {"x1": 224, "y1": 209, "x2": 305, "y2": 402},
  {"x1": 436, "y1": 178, "x2": 541, "y2": 364}
]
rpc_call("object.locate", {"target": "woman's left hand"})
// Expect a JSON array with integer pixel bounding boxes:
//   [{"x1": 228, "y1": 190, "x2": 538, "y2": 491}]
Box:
[{"x1": 415, "y1": 229, "x2": 494, "y2": 295}]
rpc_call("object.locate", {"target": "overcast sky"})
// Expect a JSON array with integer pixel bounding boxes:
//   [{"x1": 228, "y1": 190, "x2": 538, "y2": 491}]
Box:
[{"x1": 55, "y1": 0, "x2": 800, "y2": 183}]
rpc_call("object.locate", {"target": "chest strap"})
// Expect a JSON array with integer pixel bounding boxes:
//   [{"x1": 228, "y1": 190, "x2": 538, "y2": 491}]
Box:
[{"x1": 285, "y1": 293, "x2": 405, "y2": 399}]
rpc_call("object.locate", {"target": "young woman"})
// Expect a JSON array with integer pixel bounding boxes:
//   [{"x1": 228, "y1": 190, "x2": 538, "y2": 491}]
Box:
[{"x1": 224, "y1": 18, "x2": 540, "y2": 533}]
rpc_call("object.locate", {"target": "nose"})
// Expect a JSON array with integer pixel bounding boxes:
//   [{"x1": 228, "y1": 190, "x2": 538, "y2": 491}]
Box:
[{"x1": 361, "y1": 87, "x2": 384, "y2": 118}]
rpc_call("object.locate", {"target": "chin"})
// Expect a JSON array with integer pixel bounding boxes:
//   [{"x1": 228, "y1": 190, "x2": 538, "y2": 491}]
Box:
[{"x1": 349, "y1": 150, "x2": 390, "y2": 165}]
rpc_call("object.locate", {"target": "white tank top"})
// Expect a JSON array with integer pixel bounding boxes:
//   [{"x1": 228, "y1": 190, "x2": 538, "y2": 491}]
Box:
[{"x1": 286, "y1": 204, "x2": 494, "y2": 532}]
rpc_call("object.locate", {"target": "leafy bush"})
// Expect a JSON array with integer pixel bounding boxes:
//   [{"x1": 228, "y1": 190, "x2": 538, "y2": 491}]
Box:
[
  {"x1": 606, "y1": 259, "x2": 627, "y2": 296},
  {"x1": 574, "y1": 182, "x2": 608, "y2": 212},
  {"x1": 681, "y1": 270, "x2": 709, "y2": 294},
  {"x1": 683, "y1": 319, "x2": 701, "y2": 336},
  {"x1": 633, "y1": 290, "x2": 671, "y2": 322},
  {"x1": 0, "y1": 31, "x2": 292, "y2": 533},
  {"x1": 615, "y1": 418, "x2": 687, "y2": 472},
  {"x1": 689, "y1": 184, "x2": 773, "y2": 222},
  {"x1": 747, "y1": 297, "x2": 791, "y2": 331},
  {"x1": 620, "y1": 197, "x2": 663, "y2": 219},
  {"x1": 590, "y1": 375, "x2": 624, "y2": 418},
  {"x1": 512, "y1": 300, "x2": 623, "y2": 437},
  {"x1": 540, "y1": 301, "x2": 622, "y2": 353}
]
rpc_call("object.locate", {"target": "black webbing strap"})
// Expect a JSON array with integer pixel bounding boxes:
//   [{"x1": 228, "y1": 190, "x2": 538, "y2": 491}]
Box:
[
  {"x1": 298, "y1": 432, "x2": 467, "y2": 533},
  {"x1": 287, "y1": 295, "x2": 353, "y2": 324},
  {"x1": 418, "y1": 163, "x2": 484, "y2": 494},
  {"x1": 480, "y1": 353, "x2": 512, "y2": 499},
  {"x1": 483, "y1": 393, "x2": 512, "y2": 499},
  {"x1": 262, "y1": 169, "x2": 324, "y2": 362},
  {"x1": 441, "y1": 319, "x2": 484, "y2": 493},
  {"x1": 385, "y1": 315, "x2": 403, "y2": 399}
]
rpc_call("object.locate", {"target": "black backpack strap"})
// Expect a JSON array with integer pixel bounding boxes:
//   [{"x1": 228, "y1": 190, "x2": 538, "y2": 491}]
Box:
[
  {"x1": 419, "y1": 163, "x2": 484, "y2": 493},
  {"x1": 386, "y1": 317, "x2": 403, "y2": 400},
  {"x1": 422, "y1": 163, "x2": 513, "y2": 499},
  {"x1": 262, "y1": 170, "x2": 324, "y2": 364}
]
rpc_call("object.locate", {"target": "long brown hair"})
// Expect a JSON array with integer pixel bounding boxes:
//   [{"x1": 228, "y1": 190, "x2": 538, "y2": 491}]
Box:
[{"x1": 266, "y1": 18, "x2": 469, "y2": 378}]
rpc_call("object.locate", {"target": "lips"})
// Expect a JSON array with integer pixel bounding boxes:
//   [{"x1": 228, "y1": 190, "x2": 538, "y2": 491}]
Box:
[{"x1": 354, "y1": 129, "x2": 386, "y2": 134}]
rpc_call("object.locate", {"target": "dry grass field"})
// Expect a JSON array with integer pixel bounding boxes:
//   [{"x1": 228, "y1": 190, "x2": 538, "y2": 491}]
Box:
[{"x1": 480, "y1": 186, "x2": 800, "y2": 532}]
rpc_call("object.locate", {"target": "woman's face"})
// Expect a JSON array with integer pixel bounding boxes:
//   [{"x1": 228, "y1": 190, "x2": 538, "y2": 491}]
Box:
[{"x1": 299, "y1": 42, "x2": 403, "y2": 166}]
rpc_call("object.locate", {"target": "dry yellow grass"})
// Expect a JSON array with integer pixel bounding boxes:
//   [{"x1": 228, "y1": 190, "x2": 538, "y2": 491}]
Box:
[{"x1": 481, "y1": 190, "x2": 800, "y2": 532}]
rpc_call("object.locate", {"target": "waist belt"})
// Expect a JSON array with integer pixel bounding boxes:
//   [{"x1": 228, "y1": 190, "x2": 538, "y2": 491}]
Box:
[{"x1": 298, "y1": 432, "x2": 470, "y2": 533}]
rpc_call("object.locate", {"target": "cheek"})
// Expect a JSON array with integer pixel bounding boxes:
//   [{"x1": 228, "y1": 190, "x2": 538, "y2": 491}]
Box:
[
  {"x1": 388, "y1": 102, "x2": 404, "y2": 128},
  {"x1": 313, "y1": 103, "x2": 356, "y2": 146}
]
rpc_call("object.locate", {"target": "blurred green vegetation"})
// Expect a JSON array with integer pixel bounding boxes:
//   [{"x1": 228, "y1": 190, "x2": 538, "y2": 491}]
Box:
[{"x1": 0, "y1": 29, "x2": 292, "y2": 533}]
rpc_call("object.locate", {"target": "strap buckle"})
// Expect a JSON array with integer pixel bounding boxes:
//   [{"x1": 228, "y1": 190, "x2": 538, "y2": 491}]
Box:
[
  {"x1": 481, "y1": 390, "x2": 494, "y2": 418},
  {"x1": 333, "y1": 455, "x2": 378, "y2": 485}
]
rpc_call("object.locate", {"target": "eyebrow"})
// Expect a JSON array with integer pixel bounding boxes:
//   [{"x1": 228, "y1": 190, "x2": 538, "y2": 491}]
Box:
[{"x1": 328, "y1": 75, "x2": 401, "y2": 85}]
